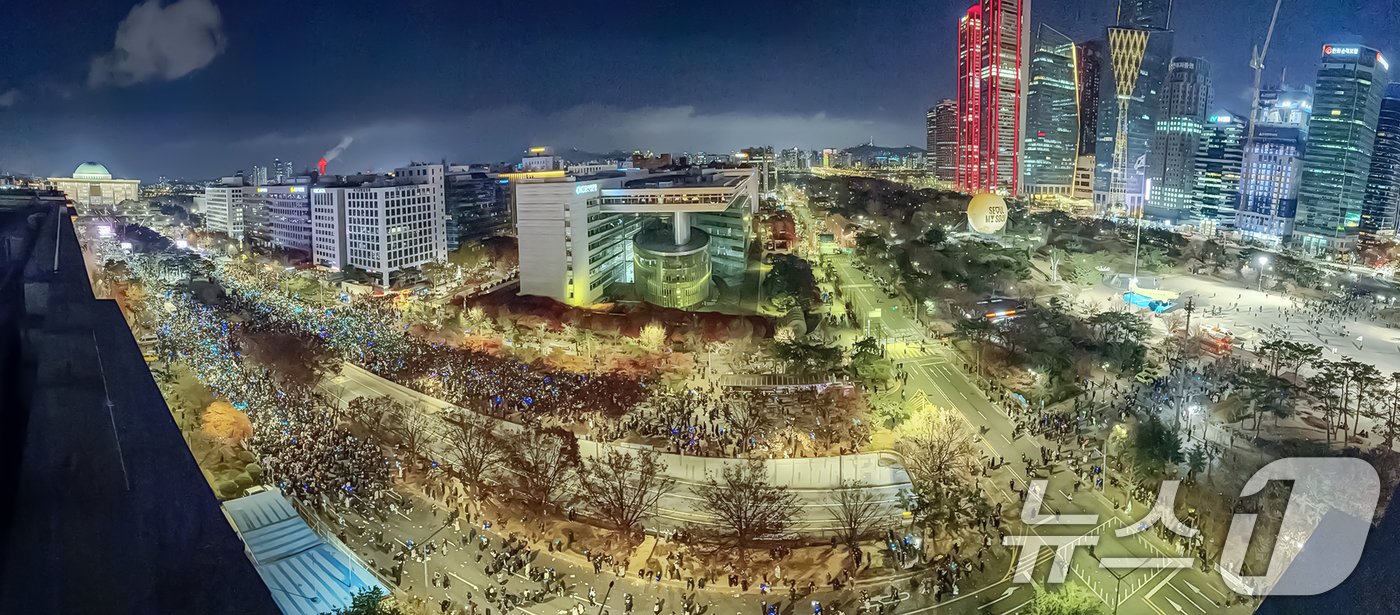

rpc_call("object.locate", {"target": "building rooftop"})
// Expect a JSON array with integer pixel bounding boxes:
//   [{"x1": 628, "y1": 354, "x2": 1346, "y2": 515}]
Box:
[
  {"x1": 621, "y1": 170, "x2": 746, "y2": 190},
  {"x1": 0, "y1": 205, "x2": 278, "y2": 614}
]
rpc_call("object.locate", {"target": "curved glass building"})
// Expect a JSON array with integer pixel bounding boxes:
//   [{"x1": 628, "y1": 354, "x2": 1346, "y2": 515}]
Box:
[{"x1": 632, "y1": 225, "x2": 711, "y2": 309}]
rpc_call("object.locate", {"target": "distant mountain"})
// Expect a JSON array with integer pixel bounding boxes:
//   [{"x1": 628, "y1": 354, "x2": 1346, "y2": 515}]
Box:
[{"x1": 842, "y1": 143, "x2": 926, "y2": 156}]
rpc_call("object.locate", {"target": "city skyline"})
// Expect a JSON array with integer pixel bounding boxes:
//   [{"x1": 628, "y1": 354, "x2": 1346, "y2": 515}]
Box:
[{"x1": 0, "y1": 0, "x2": 1395, "y2": 180}]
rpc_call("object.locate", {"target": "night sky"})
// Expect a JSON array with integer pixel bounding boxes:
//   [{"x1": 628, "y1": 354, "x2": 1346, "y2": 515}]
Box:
[{"x1": 1, "y1": 0, "x2": 1396, "y2": 181}]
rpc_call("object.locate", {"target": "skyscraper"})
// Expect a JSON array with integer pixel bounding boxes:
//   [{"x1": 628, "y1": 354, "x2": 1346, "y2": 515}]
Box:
[
  {"x1": 1361, "y1": 83, "x2": 1400, "y2": 245},
  {"x1": 1024, "y1": 24, "x2": 1079, "y2": 198},
  {"x1": 1193, "y1": 111, "x2": 1245, "y2": 233},
  {"x1": 956, "y1": 4, "x2": 984, "y2": 192},
  {"x1": 955, "y1": 0, "x2": 1028, "y2": 195},
  {"x1": 1076, "y1": 40, "x2": 1106, "y2": 156},
  {"x1": 250, "y1": 165, "x2": 268, "y2": 187},
  {"x1": 926, "y1": 105, "x2": 937, "y2": 155},
  {"x1": 929, "y1": 100, "x2": 959, "y2": 183},
  {"x1": 1093, "y1": 0, "x2": 1174, "y2": 213},
  {"x1": 272, "y1": 157, "x2": 285, "y2": 183},
  {"x1": 1237, "y1": 84, "x2": 1312, "y2": 246},
  {"x1": 1294, "y1": 44, "x2": 1390, "y2": 255},
  {"x1": 1146, "y1": 57, "x2": 1212, "y2": 223}
]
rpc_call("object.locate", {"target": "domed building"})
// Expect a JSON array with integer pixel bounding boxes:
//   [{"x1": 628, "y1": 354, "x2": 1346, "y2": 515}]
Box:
[{"x1": 49, "y1": 162, "x2": 140, "y2": 214}]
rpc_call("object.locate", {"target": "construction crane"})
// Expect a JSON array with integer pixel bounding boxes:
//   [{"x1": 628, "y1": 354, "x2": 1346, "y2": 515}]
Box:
[{"x1": 1244, "y1": 0, "x2": 1285, "y2": 155}]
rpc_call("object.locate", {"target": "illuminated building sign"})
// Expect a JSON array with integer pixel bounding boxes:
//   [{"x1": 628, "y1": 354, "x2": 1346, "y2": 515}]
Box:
[
  {"x1": 1323, "y1": 45, "x2": 1361, "y2": 57},
  {"x1": 574, "y1": 183, "x2": 598, "y2": 195},
  {"x1": 1210, "y1": 115, "x2": 1232, "y2": 124}
]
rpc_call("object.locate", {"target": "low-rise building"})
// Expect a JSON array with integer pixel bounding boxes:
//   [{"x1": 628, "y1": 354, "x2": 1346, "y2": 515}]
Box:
[
  {"x1": 515, "y1": 166, "x2": 756, "y2": 309},
  {"x1": 48, "y1": 162, "x2": 140, "y2": 215}
]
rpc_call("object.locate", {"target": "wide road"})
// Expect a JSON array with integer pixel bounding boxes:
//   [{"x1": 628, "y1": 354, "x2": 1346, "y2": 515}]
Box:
[
  {"x1": 830, "y1": 251, "x2": 1251, "y2": 615},
  {"x1": 322, "y1": 363, "x2": 913, "y2": 536}
]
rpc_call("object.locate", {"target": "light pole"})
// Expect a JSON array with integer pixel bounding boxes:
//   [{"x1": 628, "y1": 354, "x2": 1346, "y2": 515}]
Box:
[{"x1": 596, "y1": 580, "x2": 615, "y2": 615}]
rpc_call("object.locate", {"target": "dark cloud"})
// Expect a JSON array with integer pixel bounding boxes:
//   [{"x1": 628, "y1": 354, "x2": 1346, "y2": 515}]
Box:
[
  {"x1": 165, "y1": 105, "x2": 915, "y2": 176},
  {"x1": 87, "y1": 0, "x2": 226, "y2": 88},
  {"x1": 0, "y1": 90, "x2": 20, "y2": 107}
]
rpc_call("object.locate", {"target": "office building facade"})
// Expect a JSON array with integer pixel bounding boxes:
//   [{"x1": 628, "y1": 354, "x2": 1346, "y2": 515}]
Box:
[
  {"x1": 1237, "y1": 84, "x2": 1311, "y2": 245},
  {"x1": 1076, "y1": 40, "x2": 1106, "y2": 156},
  {"x1": 1146, "y1": 57, "x2": 1213, "y2": 222},
  {"x1": 1361, "y1": 83, "x2": 1400, "y2": 244},
  {"x1": 202, "y1": 178, "x2": 249, "y2": 240},
  {"x1": 956, "y1": 4, "x2": 984, "y2": 192},
  {"x1": 444, "y1": 166, "x2": 511, "y2": 251},
  {"x1": 1294, "y1": 44, "x2": 1390, "y2": 254},
  {"x1": 515, "y1": 167, "x2": 756, "y2": 309},
  {"x1": 1024, "y1": 24, "x2": 1080, "y2": 198},
  {"x1": 247, "y1": 183, "x2": 314, "y2": 254},
  {"x1": 929, "y1": 100, "x2": 959, "y2": 183},
  {"x1": 955, "y1": 0, "x2": 1028, "y2": 194},
  {"x1": 1193, "y1": 111, "x2": 1246, "y2": 233}
]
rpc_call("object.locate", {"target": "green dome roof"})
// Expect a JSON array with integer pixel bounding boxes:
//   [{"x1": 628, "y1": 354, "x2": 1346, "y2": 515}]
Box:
[{"x1": 73, "y1": 162, "x2": 113, "y2": 181}]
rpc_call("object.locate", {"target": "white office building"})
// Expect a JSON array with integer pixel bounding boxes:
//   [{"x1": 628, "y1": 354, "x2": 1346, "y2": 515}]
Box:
[
  {"x1": 515, "y1": 167, "x2": 756, "y2": 308},
  {"x1": 309, "y1": 163, "x2": 447, "y2": 287},
  {"x1": 202, "y1": 177, "x2": 250, "y2": 240}
]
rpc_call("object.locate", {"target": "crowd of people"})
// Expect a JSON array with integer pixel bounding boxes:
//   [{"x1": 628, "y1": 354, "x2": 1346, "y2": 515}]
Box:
[{"x1": 122, "y1": 255, "x2": 396, "y2": 508}]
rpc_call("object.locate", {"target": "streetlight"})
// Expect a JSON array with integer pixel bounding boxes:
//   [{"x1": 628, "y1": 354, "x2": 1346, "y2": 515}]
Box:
[
  {"x1": 1256, "y1": 255, "x2": 1270, "y2": 292},
  {"x1": 596, "y1": 580, "x2": 615, "y2": 615}
]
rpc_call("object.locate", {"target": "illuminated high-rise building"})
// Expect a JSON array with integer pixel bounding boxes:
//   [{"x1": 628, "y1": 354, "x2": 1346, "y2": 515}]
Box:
[
  {"x1": 956, "y1": 4, "x2": 984, "y2": 192},
  {"x1": 954, "y1": 0, "x2": 1028, "y2": 195},
  {"x1": 1145, "y1": 57, "x2": 1212, "y2": 223},
  {"x1": 1193, "y1": 111, "x2": 1245, "y2": 233},
  {"x1": 1294, "y1": 43, "x2": 1390, "y2": 255},
  {"x1": 1093, "y1": 0, "x2": 1174, "y2": 213},
  {"x1": 1117, "y1": 0, "x2": 1172, "y2": 29},
  {"x1": 1361, "y1": 83, "x2": 1400, "y2": 245},
  {"x1": 1076, "y1": 40, "x2": 1106, "y2": 156},
  {"x1": 928, "y1": 99, "x2": 958, "y2": 183},
  {"x1": 1236, "y1": 84, "x2": 1311, "y2": 246},
  {"x1": 1024, "y1": 24, "x2": 1079, "y2": 198}
]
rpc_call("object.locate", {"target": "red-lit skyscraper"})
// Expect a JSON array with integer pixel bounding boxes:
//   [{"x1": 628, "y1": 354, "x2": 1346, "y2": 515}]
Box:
[
  {"x1": 956, "y1": 4, "x2": 982, "y2": 192},
  {"x1": 955, "y1": 0, "x2": 1028, "y2": 195}
]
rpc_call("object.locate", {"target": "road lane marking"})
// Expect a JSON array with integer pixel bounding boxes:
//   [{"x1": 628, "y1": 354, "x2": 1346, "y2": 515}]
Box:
[{"x1": 1171, "y1": 582, "x2": 1208, "y2": 613}]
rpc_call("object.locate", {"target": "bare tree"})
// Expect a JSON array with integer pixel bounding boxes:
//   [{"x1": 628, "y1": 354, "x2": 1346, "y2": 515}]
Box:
[
  {"x1": 387, "y1": 400, "x2": 434, "y2": 459},
  {"x1": 577, "y1": 448, "x2": 676, "y2": 532},
  {"x1": 826, "y1": 479, "x2": 892, "y2": 552},
  {"x1": 506, "y1": 428, "x2": 579, "y2": 509},
  {"x1": 725, "y1": 394, "x2": 774, "y2": 453},
  {"x1": 895, "y1": 406, "x2": 981, "y2": 488},
  {"x1": 443, "y1": 411, "x2": 509, "y2": 492},
  {"x1": 693, "y1": 459, "x2": 798, "y2": 548}
]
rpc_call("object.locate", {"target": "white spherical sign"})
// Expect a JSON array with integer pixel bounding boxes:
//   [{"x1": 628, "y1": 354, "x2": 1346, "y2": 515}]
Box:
[{"x1": 967, "y1": 193, "x2": 1008, "y2": 234}]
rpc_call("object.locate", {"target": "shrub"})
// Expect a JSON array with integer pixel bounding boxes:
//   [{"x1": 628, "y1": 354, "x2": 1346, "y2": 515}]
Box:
[
  {"x1": 234, "y1": 473, "x2": 255, "y2": 489},
  {"x1": 216, "y1": 480, "x2": 240, "y2": 499}
]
